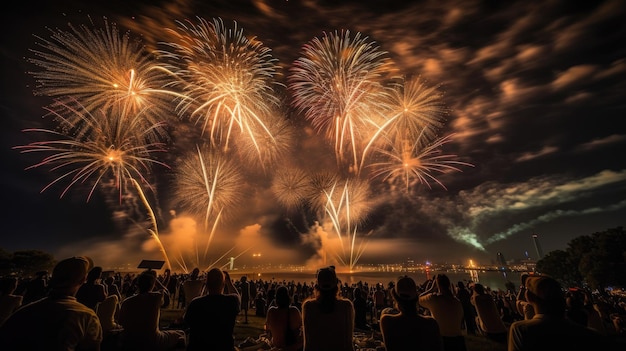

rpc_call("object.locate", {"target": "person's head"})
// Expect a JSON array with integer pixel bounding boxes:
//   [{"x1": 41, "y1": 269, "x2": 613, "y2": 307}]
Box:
[
  {"x1": 206, "y1": 268, "x2": 225, "y2": 294},
  {"x1": 316, "y1": 266, "x2": 338, "y2": 295},
  {"x1": 49, "y1": 256, "x2": 90, "y2": 295},
  {"x1": 241, "y1": 276, "x2": 247, "y2": 283},
  {"x1": 86, "y1": 266, "x2": 103, "y2": 283},
  {"x1": 275, "y1": 285, "x2": 291, "y2": 308},
  {"x1": 190, "y1": 267, "x2": 200, "y2": 280},
  {"x1": 524, "y1": 275, "x2": 565, "y2": 315},
  {"x1": 473, "y1": 283, "x2": 485, "y2": 295},
  {"x1": 136, "y1": 270, "x2": 157, "y2": 293},
  {"x1": 435, "y1": 274, "x2": 452, "y2": 293},
  {"x1": 391, "y1": 276, "x2": 418, "y2": 313}
]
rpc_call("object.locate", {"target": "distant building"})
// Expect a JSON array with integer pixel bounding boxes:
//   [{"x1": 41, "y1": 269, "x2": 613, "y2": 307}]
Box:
[{"x1": 497, "y1": 252, "x2": 507, "y2": 269}]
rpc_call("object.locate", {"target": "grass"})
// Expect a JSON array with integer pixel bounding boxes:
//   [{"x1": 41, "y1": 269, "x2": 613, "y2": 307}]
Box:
[{"x1": 160, "y1": 308, "x2": 507, "y2": 351}]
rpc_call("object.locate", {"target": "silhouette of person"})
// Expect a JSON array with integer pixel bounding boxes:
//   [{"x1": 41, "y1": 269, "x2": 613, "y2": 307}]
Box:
[
  {"x1": 381, "y1": 276, "x2": 443, "y2": 351},
  {"x1": 184, "y1": 268, "x2": 241, "y2": 351},
  {"x1": 471, "y1": 283, "x2": 507, "y2": 343},
  {"x1": 0, "y1": 277, "x2": 23, "y2": 327},
  {"x1": 420, "y1": 274, "x2": 467, "y2": 351},
  {"x1": 265, "y1": 285, "x2": 303, "y2": 351},
  {"x1": 240, "y1": 275, "x2": 252, "y2": 323},
  {"x1": 0, "y1": 256, "x2": 102, "y2": 350},
  {"x1": 302, "y1": 266, "x2": 355, "y2": 351},
  {"x1": 456, "y1": 281, "x2": 478, "y2": 335},
  {"x1": 118, "y1": 270, "x2": 186, "y2": 350},
  {"x1": 508, "y1": 275, "x2": 609, "y2": 351},
  {"x1": 353, "y1": 287, "x2": 370, "y2": 330},
  {"x1": 76, "y1": 266, "x2": 107, "y2": 311}
]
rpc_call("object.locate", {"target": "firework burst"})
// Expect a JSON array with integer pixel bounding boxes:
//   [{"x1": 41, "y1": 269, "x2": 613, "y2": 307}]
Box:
[
  {"x1": 157, "y1": 17, "x2": 283, "y2": 153},
  {"x1": 29, "y1": 16, "x2": 177, "y2": 137},
  {"x1": 271, "y1": 167, "x2": 310, "y2": 210},
  {"x1": 289, "y1": 30, "x2": 396, "y2": 174},
  {"x1": 368, "y1": 134, "x2": 474, "y2": 191}
]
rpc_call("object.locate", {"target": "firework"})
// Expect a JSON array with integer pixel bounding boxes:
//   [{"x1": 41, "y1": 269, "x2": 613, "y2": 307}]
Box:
[
  {"x1": 234, "y1": 110, "x2": 296, "y2": 173},
  {"x1": 271, "y1": 167, "x2": 310, "y2": 210},
  {"x1": 321, "y1": 178, "x2": 372, "y2": 271},
  {"x1": 368, "y1": 134, "x2": 474, "y2": 191},
  {"x1": 14, "y1": 99, "x2": 173, "y2": 269},
  {"x1": 29, "y1": 17, "x2": 177, "y2": 137},
  {"x1": 289, "y1": 30, "x2": 396, "y2": 173},
  {"x1": 157, "y1": 17, "x2": 283, "y2": 153},
  {"x1": 172, "y1": 145, "x2": 244, "y2": 263},
  {"x1": 14, "y1": 99, "x2": 169, "y2": 201}
]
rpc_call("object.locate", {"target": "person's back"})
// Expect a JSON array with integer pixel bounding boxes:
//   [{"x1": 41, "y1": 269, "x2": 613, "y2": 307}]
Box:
[
  {"x1": 353, "y1": 287, "x2": 369, "y2": 330},
  {"x1": 184, "y1": 268, "x2": 240, "y2": 351},
  {"x1": 471, "y1": 284, "x2": 507, "y2": 341},
  {"x1": 302, "y1": 266, "x2": 354, "y2": 351},
  {"x1": 119, "y1": 270, "x2": 185, "y2": 350},
  {"x1": 508, "y1": 275, "x2": 609, "y2": 351},
  {"x1": 381, "y1": 276, "x2": 443, "y2": 351},
  {"x1": 419, "y1": 274, "x2": 466, "y2": 351},
  {"x1": 0, "y1": 256, "x2": 102, "y2": 351},
  {"x1": 265, "y1": 285, "x2": 303, "y2": 350}
]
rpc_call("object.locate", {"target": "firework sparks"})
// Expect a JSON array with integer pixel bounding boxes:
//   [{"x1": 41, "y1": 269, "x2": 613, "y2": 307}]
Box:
[
  {"x1": 29, "y1": 16, "x2": 178, "y2": 136},
  {"x1": 157, "y1": 17, "x2": 283, "y2": 153},
  {"x1": 172, "y1": 145, "x2": 244, "y2": 268},
  {"x1": 368, "y1": 134, "x2": 474, "y2": 191},
  {"x1": 289, "y1": 30, "x2": 396, "y2": 174},
  {"x1": 14, "y1": 99, "x2": 169, "y2": 201},
  {"x1": 271, "y1": 167, "x2": 310, "y2": 210},
  {"x1": 321, "y1": 178, "x2": 372, "y2": 271}
]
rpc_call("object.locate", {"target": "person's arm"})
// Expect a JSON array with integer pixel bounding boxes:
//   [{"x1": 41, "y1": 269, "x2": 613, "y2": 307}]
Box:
[{"x1": 222, "y1": 271, "x2": 240, "y2": 298}]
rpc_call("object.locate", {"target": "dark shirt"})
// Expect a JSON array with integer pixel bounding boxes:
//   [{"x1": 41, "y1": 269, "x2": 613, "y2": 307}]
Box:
[{"x1": 184, "y1": 293, "x2": 240, "y2": 351}]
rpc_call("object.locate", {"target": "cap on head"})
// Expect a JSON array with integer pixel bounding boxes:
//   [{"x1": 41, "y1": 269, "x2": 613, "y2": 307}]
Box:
[
  {"x1": 393, "y1": 276, "x2": 418, "y2": 301},
  {"x1": 525, "y1": 275, "x2": 563, "y2": 302},
  {"x1": 49, "y1": 256, "x2": 90, "y2": 289},
  {"x1": 316, "y1": 266, "x2": 338, "y2": 291}
]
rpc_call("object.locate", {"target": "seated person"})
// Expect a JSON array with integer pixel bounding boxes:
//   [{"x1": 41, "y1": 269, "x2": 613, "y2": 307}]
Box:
[
  {"x1": 0, "y1": 256, "x2": 102, "y2": 350},
  {"x1": 0, "y1": 277, "x2": 23, "y2": 326},
  {"x1": 119, "y1": 270, "x2": 186, "y2": 351},
  {"x1": 265, "y1": 285, "x2": 303, "y2": 351},
  {"x1": 508, "y1": 275, "x2": 610, "y2": 350},
  {"x1": 381, "y1": 276, "x2": 443, "y2": 351}
]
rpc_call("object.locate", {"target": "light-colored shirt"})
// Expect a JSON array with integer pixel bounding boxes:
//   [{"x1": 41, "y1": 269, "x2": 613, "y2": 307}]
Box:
[{"x1": 0, "y1": 295, "x2": 102, "y2": 350}]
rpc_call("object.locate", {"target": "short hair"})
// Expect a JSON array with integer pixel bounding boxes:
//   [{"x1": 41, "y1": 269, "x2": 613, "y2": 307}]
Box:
[
  {"x1": 275, "y1": 285, "x2": 291, "y2": 308},
  {"x1": 205, "y1": 268, "x2": 225, "y2": 291},
  {"x1": 137, "y1": 271, "x2": 156, "y2": 293}
]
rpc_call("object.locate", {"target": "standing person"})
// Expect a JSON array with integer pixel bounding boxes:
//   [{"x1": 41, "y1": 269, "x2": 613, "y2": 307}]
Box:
[
  {"x1": 118, "y1": 270, "x2": 186, "y2": 350},
  {"x1": 353, "y1": 287, "x2": 370, "y2": 330},
  {"x1": 508, "y1": 275, "x2": 609, "y2": 351},
  {"x1": 302, "y1": 266, "x2": 355, "y2": 351},
  {"x1": 456, "y1": 281, "x2": 478, "y2": 335},
  {"x1": 380, "y1": 276, "x2": 443, "y2": 351},
  {"x1": 240, "y1": 275, "x2": 252, "y2": 323},
  {"x1": 0, "y1": 256, "x2": 103, "y2": 350},
  {"x1": 265, "y1": 285, "x2": 303, "y2": 351},
  {"x1": 184, "y1": 268, "x2": 241, "y2": 351},
  {"x1": 419, "y1": 274, "x2": 467, "y2": 351}
]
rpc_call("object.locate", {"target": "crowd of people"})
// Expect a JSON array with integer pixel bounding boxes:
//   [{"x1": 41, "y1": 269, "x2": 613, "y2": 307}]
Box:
[{"x1": 0, "y1": 256, "x2": 625, "y2": 350}]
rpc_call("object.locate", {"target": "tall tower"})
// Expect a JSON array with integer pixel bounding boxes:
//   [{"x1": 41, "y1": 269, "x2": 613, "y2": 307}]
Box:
[
  {"x1": 229, "y1": 257, "x2": 235, "y2": 270},
  {"x1": 532, "y1": 234, "x2": 544, "y2": 260},
  {"x1": 497, "y1": 252, "x2": 507, "y2": 268}
]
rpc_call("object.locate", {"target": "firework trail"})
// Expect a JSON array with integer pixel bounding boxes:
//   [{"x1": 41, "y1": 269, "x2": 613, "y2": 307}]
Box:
[
  {"x1": 320, "y1": 178, "x2": 372, "y2": 271},
  {"x1": 289, "y1": 30, "x2": 396, "y2": 174},
  {"x1": 157, "y1": 17, "x2": 284, "y2": 154},
  {"x1": 29, "y1": 16, "x2": 178, "y2": 139},
  {"x1": 173, "y1": 145, "x2": 244, "y2": 269},
  {"x1": 368, "y1": 133, "x2": 474, "y2": 191},
  {"x1": 14, "y1": 99, "x2": 173, "y2": 268}
]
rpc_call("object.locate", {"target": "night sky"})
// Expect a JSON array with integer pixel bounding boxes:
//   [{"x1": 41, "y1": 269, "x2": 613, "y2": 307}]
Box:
[{"x1": 1, "y1": 0, "x2": 625, "y2": 271}]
